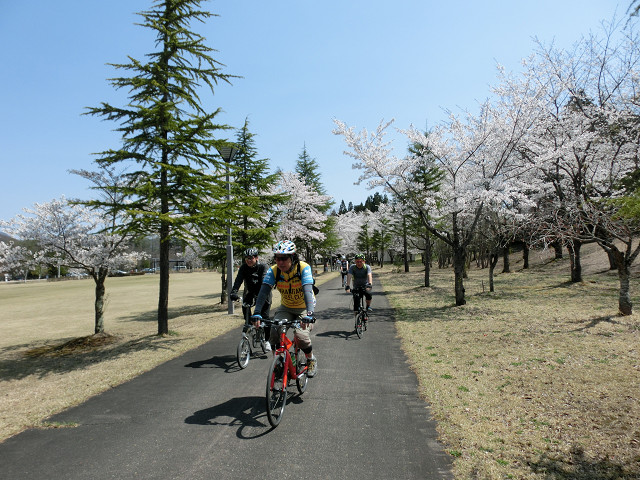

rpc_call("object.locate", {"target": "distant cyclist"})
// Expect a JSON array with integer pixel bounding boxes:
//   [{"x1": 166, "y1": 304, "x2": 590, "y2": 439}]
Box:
[
  {"x1": 230, "y1": 247, "x2": 272, "y2": 350},
  {"x1": 339, "y1": 255, "x2": 349, "y2": 287},
  {"x1": 251, "y1": 240, "x2": 318, "y2": 377},
  {"x1": 345, "y1": 253, "x2": 373, "y2": 315}
]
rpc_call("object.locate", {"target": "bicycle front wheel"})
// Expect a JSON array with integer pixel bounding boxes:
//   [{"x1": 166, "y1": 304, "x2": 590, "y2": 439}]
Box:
[
  {"x1": 355, "y1": 312, "x2": 364, "y2": 338},
  {"x1": 296, "y1": 349, "x2": 308, "y2": 394},
  {"x1": 265, "y1": 354, "x2": 287, "y2": 427},
  {"x1": 237, "y1": 337, "x2": 251, "y2": 369}
]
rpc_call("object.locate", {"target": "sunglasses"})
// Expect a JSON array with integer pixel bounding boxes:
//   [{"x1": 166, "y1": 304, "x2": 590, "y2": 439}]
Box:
[
  {"x1": 245, "y1": 255, "x2": 257, "y2": 259},
  {"x1": 275, "y1": 256, "x2": 291, "y2": 261}
]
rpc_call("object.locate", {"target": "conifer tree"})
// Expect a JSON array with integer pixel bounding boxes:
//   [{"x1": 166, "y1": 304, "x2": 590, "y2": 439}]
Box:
[
  {"x1": 85, "y1": 0, "x2": 237, "y2": 335},
  {"x1": 294, "y1": 145, "x2": 337, "y2": 261},
  {"x1": 231, "y1": 118, "x2": 287, "y2": 252},
  {"x1": 296, "y1": 144, "x2": 326, "y2": 195}
]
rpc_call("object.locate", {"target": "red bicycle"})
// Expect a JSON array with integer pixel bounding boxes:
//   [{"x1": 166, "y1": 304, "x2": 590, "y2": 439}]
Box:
[{"x1": 262, "y1": 317, "x2": 315, "y2": 427}]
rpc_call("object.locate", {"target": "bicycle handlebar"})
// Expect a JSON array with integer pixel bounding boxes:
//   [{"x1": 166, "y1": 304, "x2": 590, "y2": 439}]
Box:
[
  {"x1": 261, "y1": 316, "x2": 316, "y2": 327},
  {"x1": 351, "y1": 286, "x2": 370, "y2": 294}
]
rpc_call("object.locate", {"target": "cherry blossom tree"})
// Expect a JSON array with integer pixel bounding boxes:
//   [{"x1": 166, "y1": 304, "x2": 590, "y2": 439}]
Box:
[
  {"x1": 0, "y1": 241, "x2": 35, "y2": 281},
  {"x1": 2, "y1": 197, "x2": 145, "y2": 334},
  {"x1": 334, "y1": 210, "x2": 364, "y2": 256},
  {"x1": 369, "y1": 203, "x2": 396, "y2": 267},
  {"x1": 335, "y1": 89, "x2": 538, "y2": 305},
  {"x1": 269, "y1": 171, "x2": 331, "y2": 259},
  {"x1": 516, "y1": 21, "x2": 640, "y2": 313}
]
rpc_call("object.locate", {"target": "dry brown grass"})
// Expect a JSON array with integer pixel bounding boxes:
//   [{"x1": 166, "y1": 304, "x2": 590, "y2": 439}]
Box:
[
  {"x1": 0, "y1": 270, "x2": 335, "y2": 442},
  {"x1": 3, "y1": 252, "x2": 639, "y2": 479},
  {"x1": 379, "y1": 246, "x2": 640, "y2": 479}
]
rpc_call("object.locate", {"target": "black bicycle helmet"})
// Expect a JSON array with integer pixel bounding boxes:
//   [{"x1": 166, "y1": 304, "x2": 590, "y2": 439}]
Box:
[{"x1": 244, "y1": 247, "x2": 259, "y2": 257}]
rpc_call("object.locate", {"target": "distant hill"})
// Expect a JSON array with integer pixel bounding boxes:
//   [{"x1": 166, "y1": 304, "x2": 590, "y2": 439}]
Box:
[{"x1": 0, "y1": 231, "x2": 16, "y2": 244}]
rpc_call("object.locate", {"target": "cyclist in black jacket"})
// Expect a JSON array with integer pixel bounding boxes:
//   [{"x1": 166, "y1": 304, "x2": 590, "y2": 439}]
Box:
[{"x1": 230, "y1": 248, "x2": 272, "y2": 348}]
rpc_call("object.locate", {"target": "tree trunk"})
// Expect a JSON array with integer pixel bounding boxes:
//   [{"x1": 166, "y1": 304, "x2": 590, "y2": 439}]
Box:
[
  {"x1": 522, "y1": 243, "x2": 530, "y2": 269},
  {"x1": 567, "y1": 239, "x2": 582, "y2": 283},
  {"x1": 463, "y1": 253, "x2": 469, "y2": 279},
  {"x1": 612, "y1": 248, "x2": 633, "y2": 315},
  {"x1": 423, "y1": 230, "x2": 431, "y2": 287},
  {"x1": 453, "y1": 246, "x2": 466, "y2": 306},
  {"x1": 501, "y1": 244, "x2": 511, "y2": 273},
  {"x1": 552, "y1": 241, "x2": 563, "y2": 259},
  {"x1": 93, "y1": 268, "x2": 108, "y2": 334},
  {"x1": 403, "y1": 217, "x2": 409, "y2": 273},
  {"x1": 158, "y1": 227, "x2": 170, "y2": 335},
  {"x1": 606, "y1": 248, "x2": 617, "y2": 271},
  {"x1": 220, "y1": 263, "x2": 227, "y2": 304},
  {"x1": 489, "y1": 253, "x2": 499, "y2": 292}
]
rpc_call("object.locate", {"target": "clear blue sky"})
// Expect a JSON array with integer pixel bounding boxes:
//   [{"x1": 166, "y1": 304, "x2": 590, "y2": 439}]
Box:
[{"x1": 0, "y1": 0, "x2": 627, "y2": 223}]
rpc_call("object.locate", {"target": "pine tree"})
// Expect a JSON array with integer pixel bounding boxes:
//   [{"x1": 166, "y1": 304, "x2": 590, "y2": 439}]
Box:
[
  {"x1": 84, "y1": 0, "x2": 237, "y2": 335},
  {"x1": 231, "y1": 118, "x2": 287, "y2": 251},
  {"x1": 294, "y1": 145, "x2": 336, "y2": 261},
  {"x1": 296, "y1": 144, "x2": 326, "y2": 195}
]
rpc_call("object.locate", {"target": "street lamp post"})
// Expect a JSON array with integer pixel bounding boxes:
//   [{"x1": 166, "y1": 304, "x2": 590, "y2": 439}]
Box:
[{"x1": 216, "y1": 145, "x2": 239, "y2": 314}]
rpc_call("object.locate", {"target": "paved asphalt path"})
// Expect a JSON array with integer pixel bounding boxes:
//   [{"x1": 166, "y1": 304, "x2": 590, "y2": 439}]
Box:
[{"x1": 0, "y1": 274, "x2": 453, "y2": 479}]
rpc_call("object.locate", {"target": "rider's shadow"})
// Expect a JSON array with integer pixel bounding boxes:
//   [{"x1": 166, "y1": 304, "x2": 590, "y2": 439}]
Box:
[
  {"x1": 185, "y1": 396, "x2": 272, "y2": 438},
  {"x1": 184, "y1": 354, "x2": 239, "y2": 373}
]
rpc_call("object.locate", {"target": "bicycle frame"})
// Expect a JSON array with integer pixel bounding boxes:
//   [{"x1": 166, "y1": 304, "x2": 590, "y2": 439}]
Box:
[
  {"x1": 270, "y1": 319, "x2": 307, "y2": 382},
  {"x1": 236, "y1": 299, "x2": 266, "y2": 369},
  {"x1": 351, "y1": 286, "x2": 368, "y2": 338},
  {"x1": 264, "y1": 317, "x2": 313, "y2": 427},
  {"x1": 352, "y1": 286, "x2": 368, "y2": 313}
]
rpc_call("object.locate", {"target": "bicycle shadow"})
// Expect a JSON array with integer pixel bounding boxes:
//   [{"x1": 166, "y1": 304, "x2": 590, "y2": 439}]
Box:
[
  {"x1": 316, "y1": 329, "x2": 359, "y2": 340},
  {"x1": 184, "y1": 354, "x2": 268, "y2": 373},
  {"x1": 185, "y1": 396, "x2": 272, "y2": 439}
]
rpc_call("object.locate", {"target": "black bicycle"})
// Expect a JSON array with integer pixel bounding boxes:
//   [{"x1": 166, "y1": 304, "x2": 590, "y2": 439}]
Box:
[
  {"x1": 351, "y1": 286, "x2": 369, "y2": 338},
  {"x1": 236, "y1": 300, "x2": 268, "y2": 369}
]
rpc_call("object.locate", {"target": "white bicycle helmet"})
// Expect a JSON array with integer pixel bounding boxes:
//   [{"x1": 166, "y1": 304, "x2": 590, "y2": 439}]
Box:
[{"x1": 273, "y1": 240, "x2": 296, "y2": 254}]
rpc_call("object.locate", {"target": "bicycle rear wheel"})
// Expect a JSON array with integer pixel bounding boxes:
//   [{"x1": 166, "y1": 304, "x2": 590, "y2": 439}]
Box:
[
  {"x1": 296, "y1": 349, "x2": 308, "y2": 394},
  {"x1": 237, "y1": 337, "x2": 251, "y2": 369},
  {"x1": 266, "y1": 354, "x2": 287, "y2": 427},
  {"x1": 355, "y1": 311, "x2": 364, "y2": 338}
]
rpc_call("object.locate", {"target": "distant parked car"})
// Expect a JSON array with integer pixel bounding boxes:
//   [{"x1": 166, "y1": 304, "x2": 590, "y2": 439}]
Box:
[{"x1": 109, "y1": 270, "x2": 129, "y2": 277}]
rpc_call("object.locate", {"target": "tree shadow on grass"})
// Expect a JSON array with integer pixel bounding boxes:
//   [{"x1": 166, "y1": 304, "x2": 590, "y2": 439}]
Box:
[
  {"x1": 0, "y1": 333, "x2": 184, "y2": 381},
  {"x1": 528, "y1": 445, "x2": 634, "y2": 479},
  {"x1": 565, "y1": 315, "x2": 621, "y2": 333},
  {"x1": 121, "y1": 302, "x2": 226, "y2": 323},
  {"x1": 391, "y1": 304, "x2": 462, "y2": 323}
]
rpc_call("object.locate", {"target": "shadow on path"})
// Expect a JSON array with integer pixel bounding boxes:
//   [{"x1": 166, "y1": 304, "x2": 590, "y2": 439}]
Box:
[
  {"x1": 185, "y1": 396, "x2": 272, "y2": 439},
  {"x1": 184, "y1": 353, "x2": 269, "y2": 373}
]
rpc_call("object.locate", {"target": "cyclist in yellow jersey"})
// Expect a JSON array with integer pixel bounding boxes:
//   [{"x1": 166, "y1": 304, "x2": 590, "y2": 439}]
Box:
[{"x1": 252, "y1": 240, "x2": 318, "y2": 377}]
